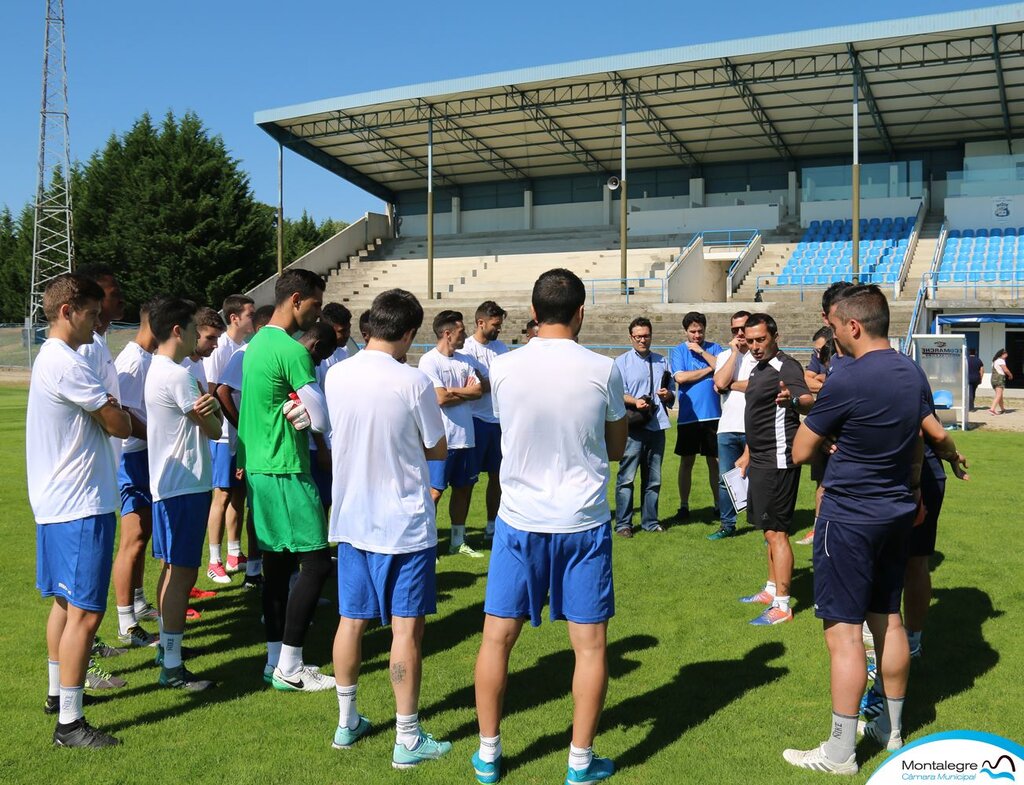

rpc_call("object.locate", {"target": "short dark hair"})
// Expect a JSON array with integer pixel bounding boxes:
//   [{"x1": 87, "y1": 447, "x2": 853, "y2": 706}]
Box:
[
  {"x1": 475, "y1": 300, "x2": 507, "y2": 322},
  {"x1": 140, "y1": 296, "x2": 165, "y2": 319},
  {"x1": 299, "y1": 321, "x2": 338, "y2": 355},
  {"x1": 75, "y1": 264, "x2": 117, "y2": 285},
  {"x1": 968, "y1": 347, "x2": 977, "y2": 356},
  {"x1": 731, "y1": 310, "x2": 752, "y2": 322},
  {"x1": 196, "y1": 307, "x2": 226, "y2": 332},
  {"x1": 822, "y1": 281, "x2": 854, "y2": 316},
  {"x1": 532, "y1": 268, "x2": 585, "y2": 326},
  {"x1": 42, "y1": 273, "x2": 105, "y2": 321},
  {"x1": 832, "y1": 284, "x2": 889, "y2": 338},
  {"x1": 812, "y1": 326, "x2": 833, "y2": 343},
  {"x1": 682, "y1": 311, "x2": 707, "y2": 330},
  {"x1": 274, "y1": 269, "x2": 325, "y2": 305},
  {"x1": 628, "y1": 317, "x2": 652, "y2": 335},
  {"x1": 744, "y1": 312, "x2": 778, "y2": 336},
  {"x1": 525, "y1": 319, "x2": 538, "y2": 331},
  {"x1": 253, "y1": 305, "x2": 274, "y2": 329},
  {"x1": 150, "y1": 298, "x2": 198, "y2": 344},
  {"x1": 359, "y1": 309, "x2": 371, "y2": 335},
  {"x1": 222, "y1": 294, "x2": 254, "y2": 320},
  {"x1": 321, "y1": 302, "x2": 352, "y2": 327},
  {"x1": 368, "y1": 290, "x2": 423, "y2": 342},
  {"x1": 432, "y1": 310, "x2": 464, "y2": 338}
]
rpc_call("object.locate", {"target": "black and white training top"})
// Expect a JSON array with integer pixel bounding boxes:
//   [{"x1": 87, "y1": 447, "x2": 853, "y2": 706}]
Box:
[{"x1": 743, "y1": 351, "x2": 810, "y2": 470}]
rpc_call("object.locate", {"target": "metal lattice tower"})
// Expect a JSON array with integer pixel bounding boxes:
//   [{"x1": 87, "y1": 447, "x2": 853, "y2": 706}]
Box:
[{"x1": 27, "y1": 0, "x2": 74, "y2": 348}]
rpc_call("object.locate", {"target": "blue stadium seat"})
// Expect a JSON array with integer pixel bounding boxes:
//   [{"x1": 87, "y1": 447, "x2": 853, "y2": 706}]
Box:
[
  {"x1": 963, "y1": 229, "x2": 975, "y2": 238},
  {"x1": 948, "y1": 229, "x2": 961, "y2": 238},
  {"x1": 978, "y1": 228, "x2": 989, "y2": 237},
  {"x1": 933, "y1": 390, "x2": 954, "y2": 410}
]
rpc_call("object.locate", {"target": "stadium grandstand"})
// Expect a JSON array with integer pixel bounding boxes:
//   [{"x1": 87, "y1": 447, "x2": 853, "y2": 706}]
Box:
[{"x1": 251, "y1": 3, "x2": 1024, "y2": 384}]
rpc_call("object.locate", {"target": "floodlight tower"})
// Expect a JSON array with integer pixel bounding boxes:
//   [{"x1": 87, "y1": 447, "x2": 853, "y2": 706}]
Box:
[{"x1": 27, "y1": 0, "x2": 75, "y2": 358}]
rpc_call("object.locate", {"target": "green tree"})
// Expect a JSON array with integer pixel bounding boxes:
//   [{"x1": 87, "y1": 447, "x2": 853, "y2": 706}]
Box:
[{"x1": 0, "y1": 205, "x2": 34, "y2": 322}]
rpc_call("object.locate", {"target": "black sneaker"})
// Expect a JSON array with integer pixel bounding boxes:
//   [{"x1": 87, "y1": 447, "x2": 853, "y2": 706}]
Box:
[
  {"x1": 53, "y1": 718, "x2": 120, "y2": 748},
  {"x1": 159, "y1": 664, "x2": 215, "y2": 691},
  {"x1": 242, "y1": 574, "x2": 264, "y2": 591},
  {"x1": 675, "y1": 507, "x2": 690, "y2": 522}
]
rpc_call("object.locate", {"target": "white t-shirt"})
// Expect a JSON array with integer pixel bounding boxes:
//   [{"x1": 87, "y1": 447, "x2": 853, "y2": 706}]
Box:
[
  {"x1": 994, "y1": 357, "x2": 1008, "y2": 375},
  {"x1": 219, "y1": 344, "x2": 246, "y2": 454},
  {"x1": 716, "y1": 349, "x2": 757, "y2": 434},
  {"x1": 203, "y1": 332, "x2": 244, "y2": 444},
  {"x1": 182, "y1": 356, "x2": 208, "y2": 392},
  {"x1": 27, "y1": 339, "x2": 119, "y2": 524},
  {"x1": 78, "y1": 332, "x2": 120, "y2": 399},
  {"x1": 461, "y1": 335, "x2": 509, "y2": 424},
  {"x1": 325, "y1": 350, "x2": 445, "y2": 554},
  {"x1": 114, "y1": 340, "x2": 152, "y2": 454},
  {"x1": 416, "y1": 347, "x2": 481, "y2": 450},
  {"x1": 321, "y1": 345, "x2": 349, "y2": 376},
  {"x1": 145, "y1": 354, "x2": 212, "y2": 501},
  {"x1": 491, "y1": 337, "x2": 626, "y2": 533}
]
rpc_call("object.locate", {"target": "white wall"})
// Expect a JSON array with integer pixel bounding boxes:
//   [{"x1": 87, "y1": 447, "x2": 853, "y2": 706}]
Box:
[
  {"x1": 665, "y1": 238, "x2": 729, "y2": 303},
  {"x1": 943, "y1": 194, "x2": 1024, "y2": 230},
  {"x1": 800, "y1": 196, "x2": 923, "y2": 227},
  {"x1": 533, "y1": 201, "x2": 606, "y2": 229},
  {"x1": 461, "y1": 206, "x2": 524, "y2": 233},
  {"x1": 401, "y1": 212, "x2": 455, "y2": 237},
  {"x1": 628, "y1": 203, "x2": 782, "y2": 235}
]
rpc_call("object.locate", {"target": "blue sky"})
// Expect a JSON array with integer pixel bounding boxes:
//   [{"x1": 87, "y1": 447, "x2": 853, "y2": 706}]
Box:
[{"x1": 0, "y1": 0, "x2": 1008, "y2": 224}]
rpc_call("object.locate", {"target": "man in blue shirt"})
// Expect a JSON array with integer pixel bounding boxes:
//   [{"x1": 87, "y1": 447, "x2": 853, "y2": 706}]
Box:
[
  {"x1": 669, "y1": 312, "x2": 724, "y2": 520},
  {"x1": 783, "y1": 284, "x2": 969, "y2": 775},
  {"x1": 613, "y1": 318, "x2": 675, "y2": 537}
]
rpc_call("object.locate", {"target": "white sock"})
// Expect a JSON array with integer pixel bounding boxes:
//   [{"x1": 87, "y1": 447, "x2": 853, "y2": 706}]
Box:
[
  {"x1": 569, "y1": 743, "x2": 593, "y2": 772},
  {"x1": 765, "y1": 581, "x2": 777, "y2": 597},
  {"x1": 47, "y1": 660, "x2": 60, "y2": 697},
  {"x1": 163, "y1": 632, "x2": 183, "y2": 669},
  {"x1": 133, "y1": 587, "x2": 148, "y2": 613},
  {"x1": 485, "y1": 519, "x2": 496, "y2": 536},
  {"x1": 117, "y1": 605, "x2": 136, "y2": 636},
  {"x1": 246, "y1": 558, "x2": 262, "y2": 577},
  {"x1": 396, "y1": 712, "x2": 421, "y2": 749},
  {"x1": 773, "y1": 595, "x2": 791, "y2": 613},
  {"x1": 478, "y1": 734, "x2": 502, "y2": 763},
  {"x1": 451, "y1": 524, "x2": 466, "y2": 548},
  {"x1": 277, "y1": 644, "x2": 303, "y2": 676},
  {"x1": 336, "y1": 684, "x2": 358, "y2": 729},
  {"x1": 266, "y1": 641, "x2": 282, "y2": 668},
  {"x1": 58, "y1": 685, "x2": 84, "y2": 725},
  {"x1": 823, "y1": 711, "x2": 858, "y2": 763},
  {"x1": 209, "y1": 543, "x2": 222, "y2": 564},
  {"x1": 228, "y1": 540, "x2": 242, "y2": 557}
]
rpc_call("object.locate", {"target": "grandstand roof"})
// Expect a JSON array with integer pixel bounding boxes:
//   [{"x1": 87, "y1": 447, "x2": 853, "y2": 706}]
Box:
[{"x1": 255, "y1": 4, "x2": 1024, "y2": 203}]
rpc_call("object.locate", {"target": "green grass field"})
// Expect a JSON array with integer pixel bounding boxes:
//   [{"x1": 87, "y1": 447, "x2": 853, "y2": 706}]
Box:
[{"x1": 1, "y1": 383, "x2": 1021, "y2": 785}]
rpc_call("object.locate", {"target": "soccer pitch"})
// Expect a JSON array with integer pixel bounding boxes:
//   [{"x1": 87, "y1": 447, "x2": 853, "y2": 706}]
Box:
[{"x1": 1, "y1": 383, "x2": 1021, "y2": 785}]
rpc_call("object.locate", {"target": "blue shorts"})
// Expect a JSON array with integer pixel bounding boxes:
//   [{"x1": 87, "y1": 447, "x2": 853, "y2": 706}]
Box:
[
  {"x1": 813, "y1": 516, "x2": 913, "y2": 624},
  {"x1": 152, "y1": 492, "x2": 212, "y2": 568},
  {"x1": 118, "y1": 450, "x2": 152, "y2": 516},
  {"x1": 337, "y1": 543, "x2": 436, "y2": 625},
  {"x1": 428, "y1": 448, "x2": 478, "y2": 491},
  {"x1": 36, "y1": 514, "x2": 116, "y2": 612},
  {"x1": 473, "y1": 419, "x2": 502, "y2": 474},
  {"x1": 210, "y1": 441, "x2": 240, "y2": 490},
  {"x1": 909, "y1": 472, "x2": 945, "y2": 558},
  {"x1": 484, "y1": 517, "x2": 614, "y2": 627},
  {"x1": 309, "y1": 449, "x2": 332, "y2": 508}
]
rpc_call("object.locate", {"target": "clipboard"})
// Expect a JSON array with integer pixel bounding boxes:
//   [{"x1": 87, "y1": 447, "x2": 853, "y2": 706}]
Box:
[{"x1": 722, "y1": 467, "x2": 748, "y2": 512}]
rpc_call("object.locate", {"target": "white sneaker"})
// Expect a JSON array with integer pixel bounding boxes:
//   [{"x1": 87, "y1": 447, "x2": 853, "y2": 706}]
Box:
[
  {"x1": 858, "y1": 719, "x2": 904, "y2": 751},
  {"x1": 449, "y1": 542, "x2": 484, "y2": 558},
  {"x1": 782, "y1": 743, "x2": 858, "y2": 775},
  {"x1": 271, "y1": 664, "x2": 336, "y2": 692},
  {"x1": 862, "y1": 622, "x2": 875, "y2": 648}
]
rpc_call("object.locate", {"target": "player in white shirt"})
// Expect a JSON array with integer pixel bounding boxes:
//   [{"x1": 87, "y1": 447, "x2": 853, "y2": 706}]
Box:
[
  {"x1": 324, "y1": 289, "x2": 452, "y2": 768},
  {"x1": 181, "y1": 307, "x2": 224, "y2": 393},
  {"x1": 145, "y1": 298, "x2": 223, "y2": 691},
  {"x1": 203, "y1": 295, "x2": 255, "y2": 584},
  {"x1": 472, "y1": 270, "x2": 627, "y2": 785},
  {"x1": 297, "y1": 323, "x2": 339, "y2": 512},
  {"x1": 29, "y1": 274, "x2": 131, "y2": 747},
  {"x1": 417, "y1": 310, "x2": 485, "y2": 558},
  {"x1": 460, "y1": 301, "x2": 509, "y2": 543},
  {"x1": 112, "y1": 300, "x2": 163, "y2": 649},
  {"x1": 214, "y1": 304, "x2": 274, "y2": 589},
  {"x1": 75, "y1": 266, "x2": 124, "y2": 402},
  {"x1": 320, "y1": 302, "x2": 353, "y2": 372},
  {"x1": 708, "y1": 310, "x2": 755, "y2": 541}
]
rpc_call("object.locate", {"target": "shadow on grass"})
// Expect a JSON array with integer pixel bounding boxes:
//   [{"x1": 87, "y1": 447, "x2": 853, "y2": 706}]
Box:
[
  {"x1": 505, "y1": 641, "x2": 789, "y2": 774},
  {"x1": 901, "y1": 586, "x2": 1002, "y2": 736},
  {"x1": 360, "y1": 633, "x2": 659, "y2": 744}
]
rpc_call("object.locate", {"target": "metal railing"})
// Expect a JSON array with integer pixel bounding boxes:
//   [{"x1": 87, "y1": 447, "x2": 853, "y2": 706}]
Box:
[
  {"x1": 702, "y1": 228, "x2": 760, "y2": 248},
  {"x1": 583, "y1": 277, "x2": 666, "y2": 304},
  {"x1": 726, "y1": 231, "x2": 763, "y2": 297},
  {"x1": 896, "y1": 198, "x2": 928, "y2": 298}
]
